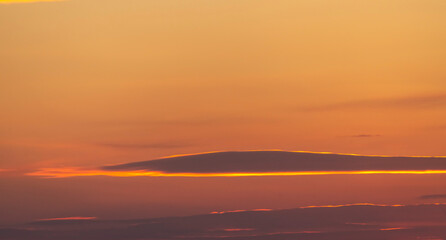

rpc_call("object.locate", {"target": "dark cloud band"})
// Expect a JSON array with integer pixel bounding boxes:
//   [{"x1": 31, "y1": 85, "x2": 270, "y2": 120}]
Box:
[
  {"x1": 2, "y1": 203, "x2": 446, "y2": 240},
  {"x1": 103, "y1": 151, "x2": 446, "y2": 174}
]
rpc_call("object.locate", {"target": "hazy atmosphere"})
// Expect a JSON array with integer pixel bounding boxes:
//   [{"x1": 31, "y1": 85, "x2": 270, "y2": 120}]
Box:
[{"x1": 1, "y1": 0, "x2": 445, "y2": 239}]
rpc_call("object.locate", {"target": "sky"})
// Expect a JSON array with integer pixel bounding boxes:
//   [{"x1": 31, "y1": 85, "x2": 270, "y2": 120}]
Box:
[{"x1": 0, "y1": 0, "x2": 445, "y2": 239}]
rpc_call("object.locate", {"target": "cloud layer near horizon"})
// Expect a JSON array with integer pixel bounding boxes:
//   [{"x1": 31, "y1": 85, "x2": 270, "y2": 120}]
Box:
[{"x1": 2, "y1": 203, "x2": 446, "y2": 240}]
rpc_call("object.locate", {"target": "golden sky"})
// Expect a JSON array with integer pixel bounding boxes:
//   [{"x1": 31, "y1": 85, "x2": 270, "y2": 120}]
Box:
[
  {"x1": 0, "y1": 0, "x2": 62, "y2": 3},
  {"x1": 1, "y1": 0, "x2": 445, "y2": 171},
  {"x1": 0, "y1": 1, "x2": 446, "y2": 233}
]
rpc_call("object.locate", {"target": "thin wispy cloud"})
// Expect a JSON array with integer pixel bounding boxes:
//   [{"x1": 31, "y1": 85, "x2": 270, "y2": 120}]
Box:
[
  {"x1": 419, "y1": 194, "x2": 446, "y2": 200},
  {"x1": 98, "y1": 142, "x2": 191, "y2": 150},
  {"x1": 0, "y1": 168, "x2": 12, "y2": 174},
  {"x1": 38, "y1": 217, "x2": 97, "y2": 221},
  {"x1": 347, "y1": 134, "x2": 381, "y2": 138},
  {"x1": 93, "y1": 116, "x2": 275, "y2": 128},
  {"x1": 303, "y1": 93, "x2": 446, "y2": 112}
]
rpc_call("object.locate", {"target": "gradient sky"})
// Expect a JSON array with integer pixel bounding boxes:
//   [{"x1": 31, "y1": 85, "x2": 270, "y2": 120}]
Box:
[
  {"x1": 1, "y1": 0, "x2": 445, "y2": 171},
  {"x1": 1, "y1": 0, "x2": 446, "y2": 238}
]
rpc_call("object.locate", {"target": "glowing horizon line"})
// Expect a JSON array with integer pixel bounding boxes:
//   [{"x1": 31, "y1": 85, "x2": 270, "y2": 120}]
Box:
[
  {"x1": 209, "y1": 203, "x2": 445, "y2": 215},
  {"x1": 27, "y1": 168, "x2": 446, "y2": 178},
  {"x1": 299, "y1": 203, "x2": 406, "y2": 208},
  {"x1": 211, "y1": 209, "x2": 272, "y2": 214},
  {"x1": 380, "y1": 227, "x2": 408, "y2": 231},
  {"x1": 38, "y1": 216, "x2": 96, "y2": 221},
  {"x1": 146, "y1": 149, "x2": 446, "y2": 161}
]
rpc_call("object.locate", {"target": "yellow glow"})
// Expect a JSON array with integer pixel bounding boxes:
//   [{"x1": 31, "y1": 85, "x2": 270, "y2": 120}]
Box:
[
  {"x1": 299, "y1": 203, "x2": 405, "y2": 209},
  {"x1": 156, "y1": 150, "x2": 446, "y2": 160},
  {"x1": 26, "y1": 168, "x2": 446, "y2": 178}
]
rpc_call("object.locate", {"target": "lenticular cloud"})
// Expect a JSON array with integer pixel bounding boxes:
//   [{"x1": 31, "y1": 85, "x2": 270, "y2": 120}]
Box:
[{"x1": 103, "y1": 150, "x2": 446, "y2": 174}]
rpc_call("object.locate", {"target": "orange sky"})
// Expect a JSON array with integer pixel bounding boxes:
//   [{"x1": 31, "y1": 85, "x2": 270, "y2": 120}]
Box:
[
  {"x1": 1, "y1": 0, "x2": 445, "y2": 171},
  {"x1": 0, "y1": 0, "x2": 445, "y2": 229}
]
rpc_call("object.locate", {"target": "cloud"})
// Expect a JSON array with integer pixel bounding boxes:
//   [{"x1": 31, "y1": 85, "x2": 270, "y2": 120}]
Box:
[
  {"x1": 102, "y1": 151, "x2": 446, "y2": 174},
  {"x1": 2, "y1": 203, "x2": 446, "y2": 240},
  {"x1": 348, "y1": 134, "x2": 381, "y2": 138},
  {"x1": 38, "y1": 217, "x2": 96, "y2": 221},
  {"x1": 0, "y1": 169, "x2": 13, "y2": 176},
  {"x1": 97, "y1": 142, "x2": 191, "y2": 149},
  {"x1": 419, "y1": 194, "x2": 446, "y2": 200},
  {"x1": 223, "y1": 228, "x2": 255, "y2": 232},
  {"x1": 302, "y1": 93, "x2": 446, "y2": 111},
  {"x1": 0, "y1": 0, "x2": 64, "y2": 4},
  {"x1": 27, "y1": 150, "x2": 446, "y2": 178}
]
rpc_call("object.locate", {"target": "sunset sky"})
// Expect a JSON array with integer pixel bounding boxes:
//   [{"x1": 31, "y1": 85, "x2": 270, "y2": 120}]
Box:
[{"x1": 1, "y1": 0, "x2": 445, "y2": 239}]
